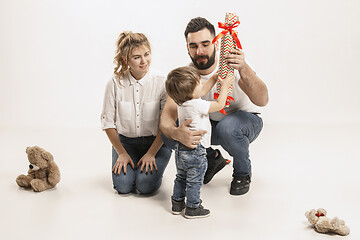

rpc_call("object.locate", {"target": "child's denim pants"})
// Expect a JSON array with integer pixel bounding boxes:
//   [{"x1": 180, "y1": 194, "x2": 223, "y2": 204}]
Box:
[{"x1": 172, "y1": 143, "x2": 207, "y2": 208}]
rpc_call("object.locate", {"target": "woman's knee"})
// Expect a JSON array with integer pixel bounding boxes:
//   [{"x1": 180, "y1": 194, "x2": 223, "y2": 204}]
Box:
[
  {"x1": 135, "y1": 174, "x2": 162, "y2": 195},
  {"x1": 112, "y1": 173, "x2": 135, "y2": 194}
]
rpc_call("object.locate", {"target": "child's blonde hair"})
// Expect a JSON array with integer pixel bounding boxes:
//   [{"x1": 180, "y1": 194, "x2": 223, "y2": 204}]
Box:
[
  {"x1": 166, "y1": 66, "x2": 200, "y2": 105},
  {"x1": 113, "y1": 31, "x2": 151, "y2": 81}
]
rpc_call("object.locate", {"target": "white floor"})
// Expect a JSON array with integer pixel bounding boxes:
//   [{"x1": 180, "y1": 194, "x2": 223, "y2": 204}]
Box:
[{"x1": 0, "y1": 123, "x2": 359, "y2": 240}]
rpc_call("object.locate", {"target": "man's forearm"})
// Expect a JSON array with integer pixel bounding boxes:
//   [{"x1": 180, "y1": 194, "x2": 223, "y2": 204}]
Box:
[
  {"x1": 159, "y1": 96, "x2": 178, "y2": 139},
  {"x1": 160, "y1": 113, "x2": 178, "y2": 139},
  {"x1": 238, "y1": 63, "x2": 269, "y2": 107}
]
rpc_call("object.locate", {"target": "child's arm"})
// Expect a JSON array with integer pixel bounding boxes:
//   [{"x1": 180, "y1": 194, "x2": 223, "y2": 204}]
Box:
[
  {"x1": 208, "y1": 74, "x2": 234, "y2": 113},
  {"x1": 200, "y1": 73, "x2": 218, "y2": 97}
]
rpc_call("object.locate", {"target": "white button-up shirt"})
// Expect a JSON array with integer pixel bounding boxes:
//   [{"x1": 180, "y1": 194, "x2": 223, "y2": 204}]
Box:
[{"x1": 101, "y1": 69, "x2": 167, "y2": 138}]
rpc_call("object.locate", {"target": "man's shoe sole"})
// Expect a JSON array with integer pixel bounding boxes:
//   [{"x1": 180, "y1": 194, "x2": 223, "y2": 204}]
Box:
[{"x1": 230, "y1": 186, "x2": 250, "y2": 195}]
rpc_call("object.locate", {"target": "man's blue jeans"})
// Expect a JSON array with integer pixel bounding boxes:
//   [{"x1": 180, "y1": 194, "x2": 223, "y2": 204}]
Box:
[
  {"x1": 172, "y1": 144, "x2": 207, "y2": 208},
  {"x1": 210, "y1": 110, "x2": 263, "y2": 177},
  {"x1": 112, "y1": 135, "x2": 171, "y2": 194},
  {"x1": 161, "y1": 110, "x2": 263, "y2": 178}
]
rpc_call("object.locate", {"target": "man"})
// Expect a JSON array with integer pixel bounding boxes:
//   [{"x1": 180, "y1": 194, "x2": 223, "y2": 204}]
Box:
[{"x1": 160, "y1": 17, "x2": 268, "y2": 195}]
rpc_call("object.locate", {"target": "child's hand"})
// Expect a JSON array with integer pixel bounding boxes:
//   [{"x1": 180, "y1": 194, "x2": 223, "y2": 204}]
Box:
[{"x1": 219, "y1": 73, "x2": 234, "y2": 88}]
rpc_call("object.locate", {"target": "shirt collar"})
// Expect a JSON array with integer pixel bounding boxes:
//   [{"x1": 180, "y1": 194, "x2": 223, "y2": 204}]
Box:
[{"x1": 127, "y1": 70, "x2": 150, "y2": 86}]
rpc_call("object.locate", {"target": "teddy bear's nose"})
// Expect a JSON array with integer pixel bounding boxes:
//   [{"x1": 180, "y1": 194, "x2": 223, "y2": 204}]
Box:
[{"x1": 29, "y1": 164, "x2": 33, "y2": 169}]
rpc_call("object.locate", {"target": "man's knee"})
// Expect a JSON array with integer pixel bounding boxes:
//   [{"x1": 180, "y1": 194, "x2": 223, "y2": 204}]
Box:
[{"x1": 216, "y1": 119, "x2": 244, "y2": 142}]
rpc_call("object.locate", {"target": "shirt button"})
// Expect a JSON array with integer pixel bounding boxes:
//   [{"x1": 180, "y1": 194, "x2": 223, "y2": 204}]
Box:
[
  {"x1": 137, "y1": 114, "x2": 139, "y2": 117},
  {"x1": 137, "y1": 126, "x2": 139, "y2": 128},
  {"x1": 137, "y1": 102, "x2": 139, "y2": 104},
  {"x1": 136, "y1": 90, "x2": 139, "y2": 92}
]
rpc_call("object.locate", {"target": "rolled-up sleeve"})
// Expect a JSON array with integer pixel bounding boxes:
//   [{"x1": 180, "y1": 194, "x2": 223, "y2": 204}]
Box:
[{"x1": 101, "y1": 79, "x2": 117, "y2": 130}]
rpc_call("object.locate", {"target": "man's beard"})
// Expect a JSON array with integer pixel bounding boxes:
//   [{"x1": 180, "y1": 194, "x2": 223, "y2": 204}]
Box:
[{"x1": 190, "y1": 47, "x2": 216, "y2": 70}]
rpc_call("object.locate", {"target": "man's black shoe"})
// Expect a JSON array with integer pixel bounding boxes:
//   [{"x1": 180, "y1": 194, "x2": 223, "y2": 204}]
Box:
[
  {"x1": 204, "y1": 149, "x2": 227, "y2": 184},
  {"x1": 230, "y1": 174, "x2": 251, "y2": 195}
]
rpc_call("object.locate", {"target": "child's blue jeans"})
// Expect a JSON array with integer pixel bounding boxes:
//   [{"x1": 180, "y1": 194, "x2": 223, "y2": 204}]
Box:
[{"x1": 172, "y1": 143, "x2": 207, "y2": 208}]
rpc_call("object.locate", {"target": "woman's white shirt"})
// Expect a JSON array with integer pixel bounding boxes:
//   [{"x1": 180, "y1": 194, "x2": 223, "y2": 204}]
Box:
[{"x1": 101, "y1": 69, "x2": 167, "y2": 138}]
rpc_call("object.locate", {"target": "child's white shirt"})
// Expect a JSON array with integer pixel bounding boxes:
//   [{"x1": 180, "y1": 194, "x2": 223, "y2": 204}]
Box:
[{"x1": 178, "y1": 98, "x2": 211, "y2": 148}]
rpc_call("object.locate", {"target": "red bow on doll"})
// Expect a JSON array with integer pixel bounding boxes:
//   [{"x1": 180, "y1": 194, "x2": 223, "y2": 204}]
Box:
[
  {"x1": 212, "y1": 21, "x2": 242, "y2": 49},
  {"x1": 214, "y1": 93, "x2": 235, "y2": 115},
  {"x1": 315, "y1": 212, "x2": 325, "y2": 217}
]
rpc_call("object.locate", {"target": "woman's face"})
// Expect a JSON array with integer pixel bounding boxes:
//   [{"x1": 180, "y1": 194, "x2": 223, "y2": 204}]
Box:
[{"x1": 128, "y1": 45, "x2": 151, "y2": 80}]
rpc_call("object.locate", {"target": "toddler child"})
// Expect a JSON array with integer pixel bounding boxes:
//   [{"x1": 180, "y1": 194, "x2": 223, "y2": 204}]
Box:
[{"x1": 165, "y1": 66, "x2": 234, "y2": 218}]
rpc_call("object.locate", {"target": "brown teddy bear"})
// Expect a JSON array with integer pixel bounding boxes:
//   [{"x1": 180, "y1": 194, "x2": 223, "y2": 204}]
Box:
[
  {"x1": 16, "y1": 146, "x2": 60, "y2": 192},
  {"x1": 305, "y1": 208, "x2": 350, "y2": 236}
]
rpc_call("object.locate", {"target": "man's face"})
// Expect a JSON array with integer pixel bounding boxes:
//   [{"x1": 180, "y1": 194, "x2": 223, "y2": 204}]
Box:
[{"x1": 186, "y1": 28, "x2": 218, "y2": 70}]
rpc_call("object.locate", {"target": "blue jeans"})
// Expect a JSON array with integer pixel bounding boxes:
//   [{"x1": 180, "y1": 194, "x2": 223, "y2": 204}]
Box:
[
  {"x1": 172, "y1": 144, "x2": 207, "y2": 208},
  {"x1": 162, "y1": 110, "x2": 263, "y2": 178},
  {"x1": 112, "y1": 135, "x2": 171, "y2": 194},
  {"x1": 210, "y1": 110, "x2": 263, "y2": 177}
]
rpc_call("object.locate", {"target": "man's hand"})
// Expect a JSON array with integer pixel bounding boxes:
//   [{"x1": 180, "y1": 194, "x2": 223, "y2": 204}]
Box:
[
  {"x1": 226, "y1": 48, "x2": 246, "y2": 71},
  {"x1": 173, "y1": 119, "x2": 207, "y2": 149}
]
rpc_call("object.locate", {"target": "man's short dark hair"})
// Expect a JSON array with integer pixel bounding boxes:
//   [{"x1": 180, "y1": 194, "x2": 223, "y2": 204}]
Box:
[{"x1": 184, "y1": 17, "x2": 216, "y2": 39}]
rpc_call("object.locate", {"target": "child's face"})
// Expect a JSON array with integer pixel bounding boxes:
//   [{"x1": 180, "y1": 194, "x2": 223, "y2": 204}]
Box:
[
  {"x1": 128, "y1": 45, "x2": 151, "y2": 79},
  {"x1": 192, "y1": 80, "x2": 203, "y2": 99}
]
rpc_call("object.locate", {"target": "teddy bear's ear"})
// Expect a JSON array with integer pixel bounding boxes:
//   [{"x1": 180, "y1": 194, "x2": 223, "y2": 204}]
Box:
[
  {"x1": 26, "y1": 146, "x2": 31, "y2": 154},
  {"x1": 41, "y1": 151, "x2": 54, "y2": 161}
]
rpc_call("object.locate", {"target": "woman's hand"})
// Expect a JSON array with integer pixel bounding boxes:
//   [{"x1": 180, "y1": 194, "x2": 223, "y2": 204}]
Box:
[
  {"x1": 112, "y1": 152, "x2": 135, "y2": 175},
  {"x1": 137, "y1": 153, "x2": 158, "y2": 174}
]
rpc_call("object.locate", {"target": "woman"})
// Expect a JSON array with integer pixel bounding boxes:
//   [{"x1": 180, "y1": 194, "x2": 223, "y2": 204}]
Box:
[{"x1": 101, "y1": 31, "x2": 171, "y2": 194}]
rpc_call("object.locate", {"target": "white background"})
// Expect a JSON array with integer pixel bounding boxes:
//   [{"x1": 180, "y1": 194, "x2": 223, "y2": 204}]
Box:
[
  {"x1": 1, "y1": 0, "x2": 359, "y2": 127},
  {"x1": 1, "y1": 1, "x2": 359, "y2": 240}
]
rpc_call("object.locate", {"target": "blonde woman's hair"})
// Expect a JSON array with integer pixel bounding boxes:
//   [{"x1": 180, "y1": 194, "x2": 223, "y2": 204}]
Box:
[
  {"x1": 166, "y1": 66, "x2": 200, "y2": 105},
  {"x1": 113, "y1": 31, "x2": 151, "y2": 81}
]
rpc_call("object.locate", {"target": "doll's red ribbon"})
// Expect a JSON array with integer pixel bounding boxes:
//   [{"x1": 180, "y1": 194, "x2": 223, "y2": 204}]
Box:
[
  {"x1": 214, "y1": 93, "x2": 235, "y2": 115},
  {"x1": 212, "y1": 21, "x2": 242, "y2": 49},
  {"x1": 315, "y1": 212, "x2": 325, "y2": 217}
]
